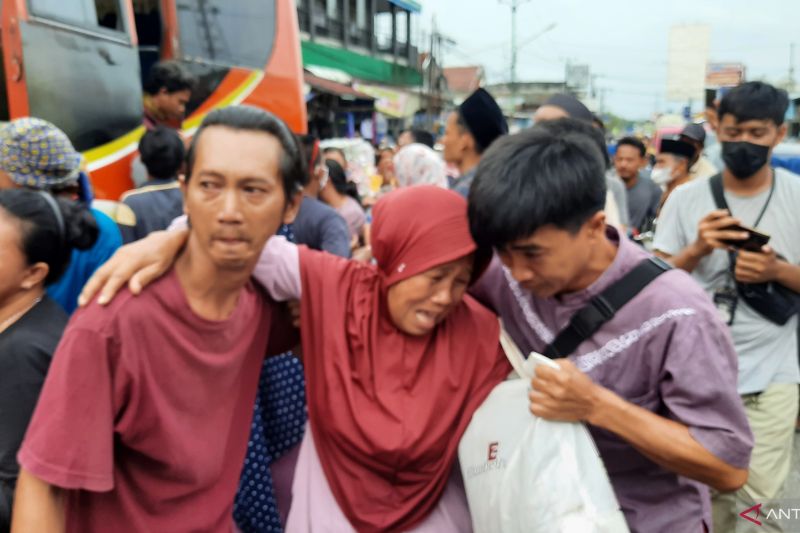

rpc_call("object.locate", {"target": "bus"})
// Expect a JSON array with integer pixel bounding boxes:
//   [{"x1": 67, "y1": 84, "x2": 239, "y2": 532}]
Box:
[{"x1": 0, "y1": 0, "x2": 307, "y2": 200}]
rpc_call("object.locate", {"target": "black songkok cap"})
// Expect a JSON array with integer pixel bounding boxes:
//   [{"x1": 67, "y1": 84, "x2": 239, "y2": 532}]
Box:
[
  {"x1": 458, "y1": 88, "x2": 508, "y2": 152},
  {"x1": 543, "y1": 93, "x2": 594, "y2": 123},
  {"x1": 660, "y1": 138, "x2": 697, "y2": 159}
]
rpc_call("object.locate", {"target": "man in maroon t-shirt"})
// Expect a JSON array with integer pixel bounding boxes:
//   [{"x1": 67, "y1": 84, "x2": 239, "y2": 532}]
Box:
[{"x1": 11, "y1": 106, "x2": 302, "y2": 532}]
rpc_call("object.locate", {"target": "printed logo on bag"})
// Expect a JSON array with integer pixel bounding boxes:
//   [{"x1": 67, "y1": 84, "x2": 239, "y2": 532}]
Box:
[
  {"x1": 464, "y1": 440, "x2": 507, "y2": 480},
  {"x1": 487, "y1": 442, "x2": 498, "y2": 461}
]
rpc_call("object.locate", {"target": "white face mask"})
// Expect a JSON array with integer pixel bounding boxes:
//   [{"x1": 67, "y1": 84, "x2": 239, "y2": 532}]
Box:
[{"x1": 651, "y1": 166, "x2": 673, "y2": 186}]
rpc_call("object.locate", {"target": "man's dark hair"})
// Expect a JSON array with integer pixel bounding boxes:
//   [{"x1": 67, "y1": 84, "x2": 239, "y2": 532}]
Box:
[
  {"x1": 185, "y1": 105, "x2": 304, "y2": 199},
  {"x1": 297, "y1": 134, "x2": 319, "y2": 187},
  {"x1": 718, "y1": 81, "x2": 789, "y2": 126},
  {"x1": 143, "y1": 60, "x2": 196, "y2": 96},
  {"x1": 139, "y1": 126, "x2": 185, "y2": 180},
  {"x1": 406, "y1": 128, "x2": 435, "y2": 149},
  {"x1": 325, "y1": 158, "x2": 361, "y2": 204},
  {"x1": 469, "y1": 126, "x2": 607, "y2": 250},
  {"x1": 591, "y1": 114, "x2": 606, "y2": 133},
  {"x1": 616, "y1": 136, "x2": 646, "y2": 158},
  {"x1": 537, "y1": 117, "x2": 610, "y2": 169}
]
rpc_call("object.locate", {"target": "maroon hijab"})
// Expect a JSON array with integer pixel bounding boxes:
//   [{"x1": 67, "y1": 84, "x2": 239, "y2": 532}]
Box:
[{"x1": 298, "y1": 186, "x2": 509, "y2": 532}]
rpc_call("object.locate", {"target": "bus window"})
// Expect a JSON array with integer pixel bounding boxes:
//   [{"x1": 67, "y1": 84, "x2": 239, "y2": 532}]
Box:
[
  {"x1": 133, "y1": 0, "x2": 163, "y2": 83},
  {"x1": 23, "y1": 0, "x2": 142, "y2": 150},
  {"x1": 29, "y1": 0, "x2": 126, "y2": 34},
  {"x1": 176, "y1": 0, "x2": 276, "y2": 69}
]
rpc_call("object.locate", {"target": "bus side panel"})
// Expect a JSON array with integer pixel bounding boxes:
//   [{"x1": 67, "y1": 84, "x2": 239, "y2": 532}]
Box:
[
  {"x1": 88, "y1": 152, "x2": 137, "y2": 200},
  {"x1": 242, "y1": 0, "x2": 306, "y2": 133},
  {"x1": 2, "y1": 1, "x2": 30, "y2": 117},
  {"x1": 19, "y1": 22, "x2": 143, "y2": 152}
]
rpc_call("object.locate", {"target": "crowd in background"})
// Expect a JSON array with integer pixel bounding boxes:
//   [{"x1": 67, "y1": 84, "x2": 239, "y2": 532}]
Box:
[{"x1": 0, "y1": 59, "x2": 798, "y2": 533}]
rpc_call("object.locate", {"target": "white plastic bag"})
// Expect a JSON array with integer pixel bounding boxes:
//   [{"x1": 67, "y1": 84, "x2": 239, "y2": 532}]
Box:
[{"x1": 458, "y1": 328, "x2": 629, "y2": 533}]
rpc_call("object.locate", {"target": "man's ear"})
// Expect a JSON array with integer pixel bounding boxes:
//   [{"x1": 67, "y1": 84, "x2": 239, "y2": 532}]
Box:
[
  {"x1": 282, "y1": 190, "x2": 303, "y2": 225},
  {"x1": 587, "y1": 210, "x2": 607, "y2": 237},
  {"x1": 775, "y1": 123, "x2": 788, "y2": 147}
]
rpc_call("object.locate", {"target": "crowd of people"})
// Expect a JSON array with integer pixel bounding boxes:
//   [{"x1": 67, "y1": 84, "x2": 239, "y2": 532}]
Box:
[{"x1": 0, "y1": 57, "x2": 798, "y2": 533}]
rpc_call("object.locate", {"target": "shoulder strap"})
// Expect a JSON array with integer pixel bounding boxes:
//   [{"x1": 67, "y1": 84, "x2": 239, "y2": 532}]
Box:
[
  {"x1": 709, "y1": 173, "x2": 728, "y2": 210},
  {"x1": 543, "y1": 256, "x2": 672, "y2": 358}
]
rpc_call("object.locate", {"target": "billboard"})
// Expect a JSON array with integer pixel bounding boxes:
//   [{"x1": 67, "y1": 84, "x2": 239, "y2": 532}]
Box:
[
  {"x1": 666, "y1": 24, "x2": 711, "y2": 103},
  {"x1": 566, "y1": 64, "x2": 590, "y2": 90},
  {"x1": 706, "y1": 63, "x2": 745, "y2": 88}
]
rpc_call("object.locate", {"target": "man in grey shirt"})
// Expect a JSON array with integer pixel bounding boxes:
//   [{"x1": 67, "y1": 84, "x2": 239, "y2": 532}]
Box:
[
  {"x1": 654, "y1": 81, "x2": 800, "y2": 533},
  {"x1": 615, "y1": 136, "x2": 662, "y2": 234}
]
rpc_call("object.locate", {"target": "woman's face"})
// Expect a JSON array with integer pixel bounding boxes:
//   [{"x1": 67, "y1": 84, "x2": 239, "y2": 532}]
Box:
[
  {"x1": 386, "y1": 254, "x2": 474, "y2": 336},
  {"x1": 378, "y1": 150, "x2": 394, "y2": 176},
  {"x1": 0, "y1": 209, "x2": 31, "y2": 305}
]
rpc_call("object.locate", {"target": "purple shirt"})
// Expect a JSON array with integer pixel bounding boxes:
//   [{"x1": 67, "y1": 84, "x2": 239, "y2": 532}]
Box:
[
  {"x1": 335, "y1": 196, "x2": 366, "y2": 241},
  {"x1": 470, "y1": 228, "x2": 753, "y2": 533}
]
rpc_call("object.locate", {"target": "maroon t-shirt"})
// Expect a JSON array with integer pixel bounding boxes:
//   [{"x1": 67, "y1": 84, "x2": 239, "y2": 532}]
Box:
[{"x1": 19, "y1": 269, "x2": 295, "y2": 532}]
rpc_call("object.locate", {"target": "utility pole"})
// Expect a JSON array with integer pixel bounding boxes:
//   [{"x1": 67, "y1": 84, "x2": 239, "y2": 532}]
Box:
[
  {"x1": 500, "y1": 0, "x2": 531, "y2": 107},
  {"x1": 789, "y1": 43, "x2": 796, "y2": 93}
]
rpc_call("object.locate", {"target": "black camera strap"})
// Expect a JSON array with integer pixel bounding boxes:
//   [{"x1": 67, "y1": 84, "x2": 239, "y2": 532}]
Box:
[{"x1": 709, "y1": 171, "x2": 776, "y2": 229}]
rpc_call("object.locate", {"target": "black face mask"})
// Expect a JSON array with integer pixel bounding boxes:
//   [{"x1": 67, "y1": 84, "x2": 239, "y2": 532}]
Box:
[{"x1": 722, "y1": 141, "x2": 770, "y2": 180}]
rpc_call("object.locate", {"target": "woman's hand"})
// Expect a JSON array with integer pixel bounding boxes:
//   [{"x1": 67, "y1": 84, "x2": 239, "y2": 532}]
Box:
[{"x1": 78, "y1": 229, "x2": 189, "y2": 306}]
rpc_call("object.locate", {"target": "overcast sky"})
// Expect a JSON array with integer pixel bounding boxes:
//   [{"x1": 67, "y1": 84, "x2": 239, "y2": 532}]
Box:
[{"x1": 419, "y1": 0, "x2": 799, "y2": 120}]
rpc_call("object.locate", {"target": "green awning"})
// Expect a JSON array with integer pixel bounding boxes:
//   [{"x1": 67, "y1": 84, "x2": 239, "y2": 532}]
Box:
[{"x1": 301, "y1": 41, "x2": 423, "y2": 87}]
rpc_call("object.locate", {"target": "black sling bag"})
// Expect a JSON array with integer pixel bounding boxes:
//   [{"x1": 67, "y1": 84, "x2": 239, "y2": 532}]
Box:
[
  {"x1": 543, "y1": 256, "x2": 671, "y2": 358},
  {"x1": 709, "y1": 173, "x2": 800, "y2": 326}
]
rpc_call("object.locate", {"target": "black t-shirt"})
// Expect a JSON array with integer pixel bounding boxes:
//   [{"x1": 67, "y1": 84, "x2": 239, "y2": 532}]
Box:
[{"x1": 0, "y1": 296, "x2": 67, "y2": 528}]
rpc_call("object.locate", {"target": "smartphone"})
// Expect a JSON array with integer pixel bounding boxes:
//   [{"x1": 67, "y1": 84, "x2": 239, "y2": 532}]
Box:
[{"x1": 719, "y1": 224, "x2": 771, "y2": 252}]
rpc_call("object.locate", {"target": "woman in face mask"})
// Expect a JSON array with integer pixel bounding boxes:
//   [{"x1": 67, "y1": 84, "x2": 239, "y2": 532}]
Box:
[{"x1": 652, "y1": 139, "x2": 696, "y2": 214}]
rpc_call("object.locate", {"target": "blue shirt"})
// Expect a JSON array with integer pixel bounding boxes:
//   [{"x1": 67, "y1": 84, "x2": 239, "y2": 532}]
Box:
[
  {"x1": 291, "y1": 196, "x2": 352, "y2": 258},
  {"x1": 118, "y1": 179, "x2": 184, "y2": 244},
  {"x1": 47, "y1": 208, "x2": 122, "y2": 314}
]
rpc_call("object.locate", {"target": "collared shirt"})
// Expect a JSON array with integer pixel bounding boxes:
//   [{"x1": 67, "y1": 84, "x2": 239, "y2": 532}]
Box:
[
  {"x1": 450, "y1": 167, "x2": 477, "y2": 199},
  {"x1": 117, "y1": 178, "x2": 184, "y2": 244},
  {"x1": 469, "y1": 227, "x2": 753, "y2": 533}
]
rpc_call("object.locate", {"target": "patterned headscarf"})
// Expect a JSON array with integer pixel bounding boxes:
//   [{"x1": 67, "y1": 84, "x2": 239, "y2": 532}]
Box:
[
  {"x1": 393, "y1": 143, "x2": 448, "y2": 189},
  {"x1": 0, "y1": 118, "x2": 82, "y2": 190}
]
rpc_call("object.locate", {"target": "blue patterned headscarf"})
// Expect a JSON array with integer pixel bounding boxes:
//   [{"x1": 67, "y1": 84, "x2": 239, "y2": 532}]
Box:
[{"x1": 0, "y1": 117, "x2": 82, "y2": 190}]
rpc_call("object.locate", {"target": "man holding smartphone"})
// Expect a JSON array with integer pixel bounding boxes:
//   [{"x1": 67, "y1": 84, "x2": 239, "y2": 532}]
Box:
[{"x1": 654, "y1": 81, "x2": 800, "y2": 532}]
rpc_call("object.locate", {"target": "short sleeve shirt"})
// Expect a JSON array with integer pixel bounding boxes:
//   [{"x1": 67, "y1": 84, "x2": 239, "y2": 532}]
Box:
[
  {"x1": 469, "y1": 228, "x2": 753, "y2": 533},
  {"x1": 653, "y1": 168, "x2": 800, "y2": 394},
  {"x1": 292, "y1": 196, "x2": 352, "y2": 258},
  {"x1": 626, "y1": 174, "x2": 662, "y2": 232},
  {"x1": 118, "y1": 179, "x2": 184, "y2": 244},
  {"x1": 19, "y1": 269, "x2": 296, "y2": 533}
]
